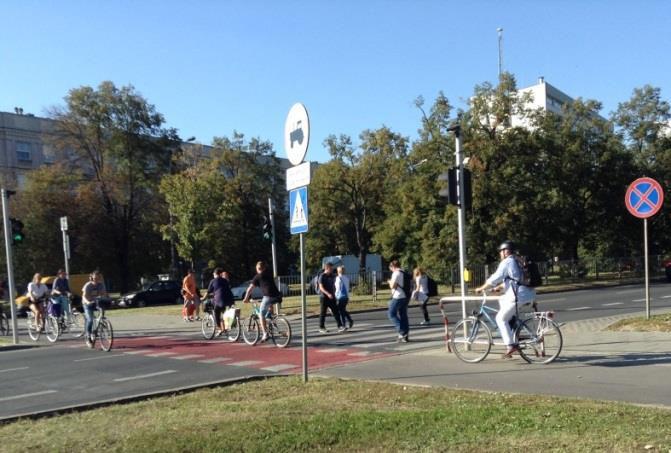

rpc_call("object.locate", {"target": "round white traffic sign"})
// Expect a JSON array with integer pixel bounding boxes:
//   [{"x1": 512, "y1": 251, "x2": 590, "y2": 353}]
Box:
[{"x1": 284, "y1": 103, "x2": 310, "y2": 166}]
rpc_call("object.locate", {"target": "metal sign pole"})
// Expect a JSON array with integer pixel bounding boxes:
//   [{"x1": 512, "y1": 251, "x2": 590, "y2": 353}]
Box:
[
  {"x1": 268, "y1": 198, "x2": 279, "y2": 314},
  {"x1": 300, "y1": 232, "x2": 308, "y2": 382},
  {"x1": 2, "y1": 189, "x2": 19, "y2": 344},
  {"x1": 644, "y1": 218, "x2": 650, "y2": 319},
  {"x1": 454, "y1": 127, "x2": 468, "y2": 321}
]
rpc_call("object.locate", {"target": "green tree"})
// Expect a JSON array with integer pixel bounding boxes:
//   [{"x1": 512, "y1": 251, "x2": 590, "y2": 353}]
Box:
[{"x1": 49, "y1": 82, "x2": 179, "y2": 291}]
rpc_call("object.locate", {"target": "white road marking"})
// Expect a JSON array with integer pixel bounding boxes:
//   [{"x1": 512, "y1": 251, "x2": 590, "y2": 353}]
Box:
[
  {"x1": 661, "y1": 295, "x2": 671, "y2": 299},
  {"x1": 260, "y1": 364, "x2": 297, "y2": 372},
  {"x1": 74, "y1": 354, "x2": 127, "y2": 362},
  {"x1": 229, "y1": 360, "x2": 263, "y2": 367},
  {"x1": 123, "y1": 349, "x2": 154, "y2": 355},
  {"x1": 348, "y1": 351, "x2": 373, "y2": 357},
  {"x1": 632, "y1": 299, "x2": 646, "y2": 303},
  {"x1": 170, "y1": 354, "x2": 204, "y2": 360},
  {"x1": 198, "y1": 357, "x2": 232, "y2": 364},
  {"x1": 566, "y1": 306, "x2": 591, "y2": 311},
  {"x1": 539, "y1": 298, "x2": 566, "y2": 303},
  {"x1": 0, "y1": 366, "x2": 29, "y2": 373},
  {"x1": 0, "y1": 390, "x2": 57, "y2": 402},
  {"x1": 315, "y1": 348, "x2": 343, "y2": 353},
  {"x1": 602, "y1": 302, "x2": 624, "y2": 306},
  {"x1": 114, "y1": 370, "x2": 177, "y2": 382},
  {"x1": 144, "y1": 336, "x2": 171, "y2": 340},
  {"x1": 145, "y1": 352, "x2": 178, "y2": 357}
]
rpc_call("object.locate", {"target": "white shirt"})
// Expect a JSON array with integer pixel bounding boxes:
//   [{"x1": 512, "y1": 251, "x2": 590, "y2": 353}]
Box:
[
  {"x1": 28, "y1": 282, "x2": 49, "y2": 301},
  {"x1": 413, "y1": 274, "x2": 429, "y2": 302},
  {"x1": 335, "y1": 274, "x2": 350, "y2": 300},
  {"x1": 485, "y1": 255, "x2": 536, "y2": 304},
  {"x1": 390, "y1": 269, "x2": 406, "y2": 299}
]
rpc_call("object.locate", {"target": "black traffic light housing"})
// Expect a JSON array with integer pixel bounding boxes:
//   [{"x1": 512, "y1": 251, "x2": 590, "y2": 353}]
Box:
[
  {"x1": 438, "y1": 167, "x2": 471, "y2": 210},
  {"x1": 262, "y1": 216, "x2": 272, "y2": 241},
  {"x1": 10, "y1": 218, "x2": 25, "y2": 244}
]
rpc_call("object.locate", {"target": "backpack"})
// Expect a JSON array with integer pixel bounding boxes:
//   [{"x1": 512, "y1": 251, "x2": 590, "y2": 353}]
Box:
[
  {"x1": 312, "y1": 271, "x2": 324, "y2": 295},
  {"x1": 515, "y1": 256, "x2": 543, "y2": 287},
  {"x1": 427, "y1": 276, "x2": 438, "y2": 297},
  {"x1": 400, "y1": 270, "x2": 414, "y2": 297}
]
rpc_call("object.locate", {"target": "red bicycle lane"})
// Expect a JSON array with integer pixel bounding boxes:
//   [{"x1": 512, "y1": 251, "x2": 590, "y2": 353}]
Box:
[{"x1": 109, "y1": 335, "x2": 393, "y2": 373}]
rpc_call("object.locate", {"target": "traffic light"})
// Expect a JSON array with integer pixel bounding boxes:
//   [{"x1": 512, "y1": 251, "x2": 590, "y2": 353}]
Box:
[
  {"x1": 10, "y1": 218, "x2": 25, "y2": 245},
  {"x1": 262, "y1": 216, "x2": 273, "y2": 241},
  {"x1": 438, "y1": 167, "x2": 471, "y2": 210}
]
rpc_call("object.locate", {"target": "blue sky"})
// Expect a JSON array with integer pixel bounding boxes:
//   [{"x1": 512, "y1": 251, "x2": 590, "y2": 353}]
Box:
[{"x1": 2, "y1": 1, "x2": 670, "y2": 163}]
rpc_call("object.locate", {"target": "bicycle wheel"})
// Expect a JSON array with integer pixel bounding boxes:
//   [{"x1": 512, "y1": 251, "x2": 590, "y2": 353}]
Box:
[
  {"x1": 201, "y1": 314, "x2": 216, "y2": 340},
  {"x1": 225, "y1": 316, "x2": 241, "y2": 342},
  {"x1": 69, "y1": 311, "x2": 84, "y2": 338},
  {"x1": 0, "y1": 313, "x2": 9, "y2": 336},
  {"x1": 450, "y1": 318, "x2": 492, "y2": 363},
  {"x1": 26, "y1": 312, "x2": 40, "y2": 341},
  {"x1": 515, "y1": 316, "x2": 563, "y2": 364},
  {"x1": 270, "y1": 316, "x2": 291, "y2": 348},
  {"x1": 45, "y1": 315, "x2": 60, "y2": 343},
  {"x1": 242, "y1": 316, "x2": 259, "y2": 345},
  {"x1": 97, "y1": 319, "x2": 114, "y2": 351}
]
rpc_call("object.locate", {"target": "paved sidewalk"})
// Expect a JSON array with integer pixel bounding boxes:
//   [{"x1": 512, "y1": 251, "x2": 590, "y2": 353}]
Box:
[{"x1": 318, "y1": 310, "x2": 671, "y2": 407}]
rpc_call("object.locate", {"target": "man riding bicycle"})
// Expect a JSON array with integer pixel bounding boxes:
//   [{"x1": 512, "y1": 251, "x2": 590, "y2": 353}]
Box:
[
  {"x1": 82, "y1": 271, "x2": 107, "y2": 348},
  {"x1": 51, "y1": 269, "x2": 72, "y2": 322},
  {"x1": 242, "y1": 261, "x2": 281, "y2": 343},
  {"x1": 475, "y1": 241, "x2": 536, "y2": 358}
]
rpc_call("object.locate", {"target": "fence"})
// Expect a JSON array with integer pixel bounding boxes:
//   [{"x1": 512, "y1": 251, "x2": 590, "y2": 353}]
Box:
[{"x1": 275, "y1": 255, "x2": 669, "y2": 298}]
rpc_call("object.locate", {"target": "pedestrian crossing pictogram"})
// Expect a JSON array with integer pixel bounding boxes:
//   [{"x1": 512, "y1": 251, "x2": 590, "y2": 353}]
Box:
[{"x1": 289, "y1": 187, "x2": 308, "y2": 234}]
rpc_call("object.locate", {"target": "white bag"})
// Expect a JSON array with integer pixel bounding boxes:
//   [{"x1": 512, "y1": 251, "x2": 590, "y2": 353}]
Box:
[{"x1": 223, "y1": 307, "x2": 237, "y2": 329}]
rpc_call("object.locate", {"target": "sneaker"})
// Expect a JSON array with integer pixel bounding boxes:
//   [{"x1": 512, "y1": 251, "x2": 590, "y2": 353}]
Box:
[
  {"x1": 85, "y1": 339, "x2": 93, "y2": 349},
  {"x1": 401, "y1": 335, "x2": 409, "y2": 343},
  {"x1": 397, "y1": 334, "x2": 405, "y2": 343},
  {"x1": 348, "y1": 320, "x2": 354, "y2": 329},
  {"x1": 195, "y1": 316, "x2": 202, "y2": 321},
  {"x1": 420, "y1": 320, "x2": 431, "y2": 326},
  {"x1": 337, "y1": 326, "x2": 347, "y2": 333},
  {"x1": 318, "y1": 328, "x2": 328, "y2": 334},
  {"x1": 260, "y1": 333, "x2": 269, "y2": 342}
]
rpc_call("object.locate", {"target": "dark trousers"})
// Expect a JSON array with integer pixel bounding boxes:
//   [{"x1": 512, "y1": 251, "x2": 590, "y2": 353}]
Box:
[
  {"x1": 337, "y1": 297, "x2": 352, "y2": 326},
  {"x1": 319, "y1": 296, "x2": 341, "y2": 329}
]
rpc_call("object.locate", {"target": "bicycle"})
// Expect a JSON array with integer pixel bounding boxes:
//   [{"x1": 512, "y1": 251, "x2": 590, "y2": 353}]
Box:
[
  {"x1": 44, "y1": 296, "x2": 84, "y2": 342},
  {"x1": 84, "y1": 298, "x2": 114, "y2": 351},
  {"x1": 0, "y1": 305, "x2": 9, "y2": 336},
  {"x1": 26, "y1": 298, "x2": 59, "y2": 343},
  {"x1": 450, "y1": 292, "x2": 563, "y2": 364},
  {"x1": 242, "y1": 299, "x2": 291, "y2": 348},
  {"x1": 200, "y1": 298, "x2": 240, "y2": 342}
]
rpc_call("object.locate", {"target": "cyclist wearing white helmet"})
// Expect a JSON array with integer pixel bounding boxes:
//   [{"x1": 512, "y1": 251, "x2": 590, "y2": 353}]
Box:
[{"x1": 475, "y1": 241, "x2": 536, "y2": 358}]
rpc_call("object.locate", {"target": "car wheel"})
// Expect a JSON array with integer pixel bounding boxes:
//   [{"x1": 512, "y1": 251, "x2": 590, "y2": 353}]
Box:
[{"x1": 136, "y1": 299, "x2": 146, "y2": 308}]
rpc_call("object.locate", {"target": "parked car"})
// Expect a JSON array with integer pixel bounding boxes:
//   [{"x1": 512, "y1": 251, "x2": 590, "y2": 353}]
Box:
[
  {"x1": 230, "y1": 280, "x2": 289, "y2": 300},
  {"x1": 117, "y1": 280, "x2": 182, "y2": 308},
  {"x1": 663, "y1": 259, "x2": 671, "y2": 282}
]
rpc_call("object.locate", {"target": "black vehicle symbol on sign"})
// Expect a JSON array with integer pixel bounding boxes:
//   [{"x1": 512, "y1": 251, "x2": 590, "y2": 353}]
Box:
[{"x1": 289, "y1": 120, "x2": 304, "y2": 148}]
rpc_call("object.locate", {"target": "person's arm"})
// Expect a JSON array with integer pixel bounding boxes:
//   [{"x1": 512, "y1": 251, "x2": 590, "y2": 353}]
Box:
[
  {"x1": 242, "y1": 283, "x2": 255, "y2": 303},
  {"x1": 318, "y1": 275, "x2": 333, "y2": 299}
]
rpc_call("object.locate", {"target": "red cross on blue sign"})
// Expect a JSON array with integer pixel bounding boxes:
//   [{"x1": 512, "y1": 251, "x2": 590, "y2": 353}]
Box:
[{"x1": 625, "y1": 177, "x2": 664, "y2": 219}]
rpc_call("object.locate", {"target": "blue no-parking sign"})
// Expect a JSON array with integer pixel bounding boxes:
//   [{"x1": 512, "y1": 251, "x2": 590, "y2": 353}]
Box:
[
  {"x1": 289, "y1": 187, "x2": 308, "y2": 234},
  {"x1": 625, "y1": 177, "x2": 664, "y2": 219}
]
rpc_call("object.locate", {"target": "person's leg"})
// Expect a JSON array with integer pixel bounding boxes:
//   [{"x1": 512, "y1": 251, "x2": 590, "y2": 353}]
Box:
[
  {"x1": 213, "y1": 306, "x2": 223, "y2": 333},
  {"x1": 83, "y1": 304, "x2": 95, "y2": 344},
  {"x1": 319, "y1": 297, "x2": 328, "y2": 330},
  {"x1": 327, "y1": 297, "x2": 342, "y2": 328},
  {"x1": 399, "y1": 297, "x2": 410, "y2": 339},
  {"x1": 60, "y1": 295, "x2": 71, "y2": 322},
  {"x1": 387, "y1": 298, "x2": 401, "y2": 334},
  {"x1": 259, "y1": 297, "x2": 272, "y2": 339},
  {"x1": 420, "y1": 299, "x2": 430, "y2": 323},
  {"x1": 194, "y1": 294, "x2": 201, "y2": 320},
  {"x1": 496, "y1": 297, "x2": 517, "y2": 349},
  {"x1": 336, "y1": 298, "x2": 347, "y2": 327}
]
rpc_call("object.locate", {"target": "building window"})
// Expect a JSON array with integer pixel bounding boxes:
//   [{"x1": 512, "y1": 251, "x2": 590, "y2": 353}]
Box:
[{"x1": 16, "y1": 142, "x2": 32, "y2": 162}]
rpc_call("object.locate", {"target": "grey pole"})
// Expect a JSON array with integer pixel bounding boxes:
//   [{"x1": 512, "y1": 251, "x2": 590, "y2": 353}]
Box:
[
  {"x1": 300, "y1": 232, "x2": 308, "y2": 382},
  {"x1": 644, "y1": 219, "x2": 650, "y2": 319},
  {"x1": 497, "y1": 27, "x2": 503, "y2": 78},
  {"x1": 454, "y1": 127, "x2": 468, "y2": 321},
  {"x1": 60, "y1": 217, "x2": 70, "y2": 277},
  {"x1": 268, "y1": 198, "x2": 279, "y2": 314},
  {"x1": 2, "y1": 189, "x2": 19, "y2": 344}
]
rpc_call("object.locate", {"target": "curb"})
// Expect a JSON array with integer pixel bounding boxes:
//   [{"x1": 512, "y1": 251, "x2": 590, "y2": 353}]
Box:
[{"x1": 0, "y1": 343, "x2": 40, "y2": 352}]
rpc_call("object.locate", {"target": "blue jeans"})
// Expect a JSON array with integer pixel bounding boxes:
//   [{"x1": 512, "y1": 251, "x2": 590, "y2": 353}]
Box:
[
  {"x1": 83, "y1": 303, "x2": 96, "y2": 337},
  {"x1": 388, "y1": 297, "x2": 409, "y2": 336}
]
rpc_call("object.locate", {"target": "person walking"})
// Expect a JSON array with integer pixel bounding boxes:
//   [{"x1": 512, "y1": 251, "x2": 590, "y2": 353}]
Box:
[
  {"x1": 317, "y1": 262, "x2": 344, "y2": 334},
  {"x1": 411, "y1": 267, "x2": 430, "y2": 325},
  {"x1": 182, "y1": 269, "x2": 199, "y2": 322},
  {"x1": 475, "y1": 240, "x2": 536, "y2": 358},
  {"x1": 387, "y1": 260, "x2": 410, "y2": 342},
  {"x1": 335, "y1": 265, "x2": 353, "y2": 330}
]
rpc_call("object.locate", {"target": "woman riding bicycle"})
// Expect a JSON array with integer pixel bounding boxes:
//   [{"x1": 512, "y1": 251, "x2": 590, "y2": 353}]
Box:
[
  {"x1": 27, "y1": 273, "x2": 49, "y2": 330},
  {"x1": 475, "y1": 241, "x2": 536, "y2": 358},
  {"x1": 242, "y1": 261, "x2": 281, "y2": 343},
  {"x1": 82, "y1": 271, "x2": 107, "y2": 348}
]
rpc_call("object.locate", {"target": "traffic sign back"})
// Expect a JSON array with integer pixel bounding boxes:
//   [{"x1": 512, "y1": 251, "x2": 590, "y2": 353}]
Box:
[{"x1": 625, "y1": 177, "x2": 664, "y2": 219}]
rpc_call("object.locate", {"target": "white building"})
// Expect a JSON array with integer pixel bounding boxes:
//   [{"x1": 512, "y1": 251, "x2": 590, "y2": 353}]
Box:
[{"x1": 511, "y1": 77, "x2": 575, "y2": 129}]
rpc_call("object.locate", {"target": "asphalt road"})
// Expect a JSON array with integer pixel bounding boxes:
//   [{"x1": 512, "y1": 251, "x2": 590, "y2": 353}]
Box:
[{"x1": 1, "y1": 282, "x2": 670, "y2": 419}]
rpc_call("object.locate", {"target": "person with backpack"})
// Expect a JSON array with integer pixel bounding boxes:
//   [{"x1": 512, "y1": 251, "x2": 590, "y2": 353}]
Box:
[
  {"x1": 411, "y1": 267, "x2": 430, "y2": 325},
  {"x1": 387, "y1": 260, "x2": 410, "y2": 342},
  {"x1": 474, "y1": 241, "x2": 536, "y2": 358},
  {"x1": 317, "y1": 262, "x2": 345, "y2": 334},
  {"x1": 335, "y1": 265, "x2": 353, "y2": 330}
]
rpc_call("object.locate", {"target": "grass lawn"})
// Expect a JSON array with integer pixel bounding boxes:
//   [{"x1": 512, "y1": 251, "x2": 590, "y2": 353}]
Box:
[
  {"x1": 607, "y1": 313, "x2": 671, "y2": 332},
  {"x1": 1, "y1": 377, "x2": 670, "y2": 452}
]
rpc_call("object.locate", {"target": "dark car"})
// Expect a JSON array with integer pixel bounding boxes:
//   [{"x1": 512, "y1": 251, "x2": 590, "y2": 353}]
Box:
[
  {"x1": 230, "y1": 280, "x2": 289, "y2": 300},
  {"x1": 118, "y1": 280, "x2": 182, "y2": 308}
]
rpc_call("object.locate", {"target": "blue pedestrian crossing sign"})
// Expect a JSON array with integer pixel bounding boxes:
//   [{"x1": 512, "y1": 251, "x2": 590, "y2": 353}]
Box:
[{"x1": 289, "y1": 187, "x2": 308, "y2": 234}]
